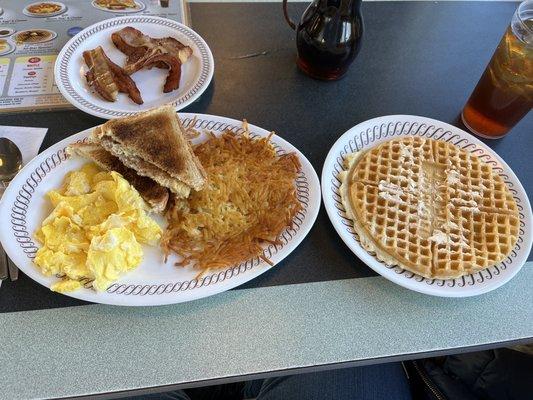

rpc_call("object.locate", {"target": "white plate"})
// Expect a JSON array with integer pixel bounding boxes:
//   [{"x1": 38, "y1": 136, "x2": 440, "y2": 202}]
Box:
[
  {"x1": 23, "y1": 2, "x2": 67, "y2": 18},
  {"x1": 91, "y1": 0, "x2": 146, "y2": 13},
  {"x1": 55, "y1": 16, "x2": 214, "y2": 119},
  {"x1": 322, "y1": 115, "x2": 532, "y2": 297},
  {"x1": 0, "y1": 28, "x2": 15, "y2": 38},
  {"x1": 0, "y1": 39, "x2": 14, "y2": 56},
  {"x1": 0, "y1": 114, "x2": 321, "y2": 306},
  {"x1": 14, "y1": 29, "x2": 57, "y2": 44}
]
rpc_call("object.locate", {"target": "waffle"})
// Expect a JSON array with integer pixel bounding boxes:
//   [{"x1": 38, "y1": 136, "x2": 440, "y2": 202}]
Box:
[{"x1": 339, "y1": 137, "x2": 520, "y2": 279}]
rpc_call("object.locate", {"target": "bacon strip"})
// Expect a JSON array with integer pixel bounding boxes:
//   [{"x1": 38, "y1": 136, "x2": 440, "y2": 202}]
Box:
[
  {"x1": 111, "y1": 27, "x2": 192, "y2": 92},
  {"x1": 141, "y1": 54, "x2": 182, "y2": 93},
  {"x1": 83, "y1": 46, "x2": 143, "y2": 105},
  {"x1": 112, "y1": 27, "x2": 192, "y2": 71}
]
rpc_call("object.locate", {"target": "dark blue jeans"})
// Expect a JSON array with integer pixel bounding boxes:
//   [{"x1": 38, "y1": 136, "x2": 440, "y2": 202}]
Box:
[{"x1": 134, "y1": 362, "x2": 412, "y2": 400}]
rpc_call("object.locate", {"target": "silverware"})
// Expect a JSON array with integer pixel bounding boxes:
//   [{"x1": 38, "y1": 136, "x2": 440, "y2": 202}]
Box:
[
  {"x1": 7, "y1": 257, "x2": 18, "y2": 281},
  {"x1": 0, "y1": 243, "x2": 7, "y2": 281},
  {"x1": 0, "y1": 137, "x2": 23, "y2": 281}
]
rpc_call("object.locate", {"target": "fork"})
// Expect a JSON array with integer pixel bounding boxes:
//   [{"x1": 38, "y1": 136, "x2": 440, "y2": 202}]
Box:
[
  {"x1": 0, "y1": 182, "x2": 9, "y2": 281},
  {"x1": 1, "y1": 180, "x2": 19, "y2": 281},
  {"x1": 0, "y1": 137, "x2": 23, "y2": 281}
]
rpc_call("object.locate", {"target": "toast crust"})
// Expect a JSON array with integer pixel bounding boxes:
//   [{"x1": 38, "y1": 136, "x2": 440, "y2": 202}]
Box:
[
  {"x1": 93, "y1": 106, "x2": 206, "y2": 192},
  {"x1": 98, "y1": 136, "x2": 191, "y2": 198}
]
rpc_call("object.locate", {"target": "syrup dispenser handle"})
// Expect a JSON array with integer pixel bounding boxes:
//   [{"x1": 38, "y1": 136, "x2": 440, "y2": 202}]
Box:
[{"x1": 282, "y1": 0, "x2": 297, "y2": 30}]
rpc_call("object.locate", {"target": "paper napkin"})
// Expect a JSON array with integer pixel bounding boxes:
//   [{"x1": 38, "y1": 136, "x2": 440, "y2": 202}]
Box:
[{"x1": 0, "y1": 125, "x2": 48, "y2": 166}]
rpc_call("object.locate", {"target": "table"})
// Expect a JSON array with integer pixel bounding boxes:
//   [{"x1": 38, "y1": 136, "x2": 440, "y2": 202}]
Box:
[{"x1": 1, "y1": 1, "x2": 532, "y2": 399}]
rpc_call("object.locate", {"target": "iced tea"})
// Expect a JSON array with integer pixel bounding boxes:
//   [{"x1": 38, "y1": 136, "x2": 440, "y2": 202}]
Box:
[{"x1": 462, "y1": 1, "x2": 533, "y2": 138}]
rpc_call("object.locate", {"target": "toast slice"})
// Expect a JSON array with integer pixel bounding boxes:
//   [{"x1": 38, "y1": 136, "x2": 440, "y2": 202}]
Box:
[
  {"x1": 67, "y1": 141, "x2": 169, "y2": 213},
  {"x1": 92, "y1": 105, "x2": 206, "y2": 197}
]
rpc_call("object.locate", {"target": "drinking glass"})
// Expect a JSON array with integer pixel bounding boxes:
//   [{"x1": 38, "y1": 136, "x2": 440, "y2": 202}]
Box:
[{"x1": 462, "y1": 0, "x2": 533, "y2": 139}]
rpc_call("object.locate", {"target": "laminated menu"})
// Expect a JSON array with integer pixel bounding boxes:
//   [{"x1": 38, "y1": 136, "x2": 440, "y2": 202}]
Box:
[{"x1": 0, "y1": 0, "x2": 189, "y2": 113}]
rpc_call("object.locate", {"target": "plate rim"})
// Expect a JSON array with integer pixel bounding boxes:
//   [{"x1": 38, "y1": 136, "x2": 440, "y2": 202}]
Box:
[
  {"x1": 14, "y1": 29, "x2": 57, "y2": 44},
  {"x1": 0, "y1": 28, "x2": 15, "y2": 38},
  {"x1": 0, "y1": 113, "x2": 321, "y2": 306},
  {"x1": 54, "y1": 15, "x2": 214, "y2": 119},
  {"x1": 22, "y1": 1, "x2": 67, "y2": 18},
  {"x1": 321, "y1": 114, "x2": 533, "y2": 297},
  {"x1": 0, "y1": 39, "x2": 14, "y2": 56},
  {"x1": 91, "y1": 0, "x2": 146, "y2": 14}
]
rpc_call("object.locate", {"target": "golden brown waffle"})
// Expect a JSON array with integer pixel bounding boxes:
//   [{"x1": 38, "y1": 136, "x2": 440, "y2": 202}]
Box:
[{"x1": 339, "y1": 137, "x2": 520, "y2": 279}]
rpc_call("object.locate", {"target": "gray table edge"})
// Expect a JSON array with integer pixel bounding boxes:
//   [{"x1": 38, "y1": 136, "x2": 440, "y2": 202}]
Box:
[{"x1": 1, "y1": 264, "x2": 532, "y2": 400}]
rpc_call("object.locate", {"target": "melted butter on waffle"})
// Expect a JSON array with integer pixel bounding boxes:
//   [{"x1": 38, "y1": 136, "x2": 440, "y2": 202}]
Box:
[{"x1": 339, "y1": 137, "x2": 520, "y2": 279}]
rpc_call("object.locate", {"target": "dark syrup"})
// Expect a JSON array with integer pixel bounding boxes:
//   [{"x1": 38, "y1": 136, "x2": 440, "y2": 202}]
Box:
[{"x1": 296, "y1": 0, "x2": 363, "y2": 80}]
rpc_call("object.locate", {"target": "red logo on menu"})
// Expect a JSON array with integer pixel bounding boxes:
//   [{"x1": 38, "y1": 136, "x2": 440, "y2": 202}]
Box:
[
  {"x1": 28, "y1": 57, "x2": 41, "y2": 64},
  {"x1": 28, "y1": 71, "x2": 36, "y2": 76}
]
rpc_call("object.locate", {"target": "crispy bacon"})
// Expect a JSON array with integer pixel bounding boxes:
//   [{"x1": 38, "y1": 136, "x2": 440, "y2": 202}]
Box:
[
  {"x1": 142, "y1": 54, "x2": 182, "y2": 93},
  {"x1": 83, "y1": 46, "x2": 143, "y2": 105},
  {"x1": 111, "y1": 27, "x2": 192, "y2": 92},
  {"x1": 83, "y1": 50, "x2": 117, "y2": 102},
  {"x1": 111, "y1": 27, "x2": 149, "y2": 74},
  {"x1": 157, "y1": 37, "x2": 193, "y2": 64},
  {"x1": 112, "y1": 27, "x2": 192, "y2": 72}
]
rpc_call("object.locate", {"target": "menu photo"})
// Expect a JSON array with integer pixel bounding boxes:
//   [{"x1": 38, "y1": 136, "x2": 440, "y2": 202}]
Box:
[{"x1": 0, "y1": 0, "x2": 189, "y2": 113}]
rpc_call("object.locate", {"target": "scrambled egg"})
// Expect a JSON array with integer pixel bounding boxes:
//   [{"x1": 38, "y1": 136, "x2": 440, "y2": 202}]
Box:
[{"x1": 34, "y1": 163, "x2": 161, "y2": 293}]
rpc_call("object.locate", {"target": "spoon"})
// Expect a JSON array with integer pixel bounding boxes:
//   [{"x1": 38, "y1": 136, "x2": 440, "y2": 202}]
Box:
[
  {"x1": 0, "y1": 137, "x2": 22, "y2": 182},
  {"x1": 0, "y1": 137, "x2": 22, "y2": 281}
]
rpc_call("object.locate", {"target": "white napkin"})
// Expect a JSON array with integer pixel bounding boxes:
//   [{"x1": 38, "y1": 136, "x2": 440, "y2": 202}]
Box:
[{"x1": 0, "y1": 125, "x2": 48, "y2": 166}]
